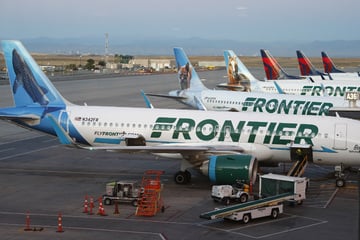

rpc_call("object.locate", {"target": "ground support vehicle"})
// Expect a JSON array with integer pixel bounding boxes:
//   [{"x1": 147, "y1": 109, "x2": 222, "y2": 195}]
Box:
[
  {"x1": 211, "y1": 183, "x2": 250, "y2": 205},
  {"x1": 225, "y1": 203, "x2": 283, "y2": 223},
  {"x1": 103, "y1": 180, "x2": 143, "y2": 206},
  {"x1": 200, "y1": 174, "x2": 307, "y2": 223}
]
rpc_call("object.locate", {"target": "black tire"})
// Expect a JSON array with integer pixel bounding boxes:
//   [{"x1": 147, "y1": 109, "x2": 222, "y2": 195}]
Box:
[
  {"x1": 174, "y1": 171, "x2": 188, "y2": 184},
  {"x1": 104, "y1": 198, "x2": 112, "y2": 205},
  {"x1": 239, "y1": 194, "x2": 248, "y2": 203},
  {"x1": 223, "y1": 197, "x2": 231, "y2": 206},
  {"x1": 242, "y1": 214, "x2": 251, "y2": 224},
  {"x1": 271, "y1": 208, "x2": 279, "y2": 219},
  {"x1": 336, "y1": 178, "x2": 345, "y2": 188},
  {"x1": 184, "y1": 170, "x2": 191, "y2": 182}
]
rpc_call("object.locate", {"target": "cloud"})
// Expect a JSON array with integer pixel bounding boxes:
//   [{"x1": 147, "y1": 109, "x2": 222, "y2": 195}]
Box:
[
  {"x1": 236, "y1": 6, "x2": 248, "y2": 10},
  {"x1": 236, "y1": 6, "x2": 248, "y2": 17}
]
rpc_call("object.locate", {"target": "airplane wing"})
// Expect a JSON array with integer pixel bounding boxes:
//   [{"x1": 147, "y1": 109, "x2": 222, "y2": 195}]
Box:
[
  {"x1": 145, "y1": 93, "x2": 188, "y2": 100},
  {"x1": 75, "y1": 141, "x2": 272, "y2": 162},
  {"x1": 81, "y1": 143, "x2": 244, "y2": 154},
  {"x1": 216, "y1": 83, "x2": 245, "y2": 91}
]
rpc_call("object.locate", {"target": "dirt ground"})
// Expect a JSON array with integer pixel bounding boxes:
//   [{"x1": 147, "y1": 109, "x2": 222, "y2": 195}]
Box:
[{"x1": 1, "y1": 53, "x2": 360, "y2": 70}]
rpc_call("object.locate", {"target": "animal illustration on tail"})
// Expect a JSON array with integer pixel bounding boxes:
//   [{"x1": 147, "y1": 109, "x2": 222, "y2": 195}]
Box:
[{"x1": 226, "y1": 56, "x2": 251, "y2": 92}]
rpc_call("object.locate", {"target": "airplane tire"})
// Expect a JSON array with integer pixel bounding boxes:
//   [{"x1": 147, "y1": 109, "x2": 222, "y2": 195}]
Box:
[
  {"x1": 185, "y1": 170, "x2": 191, "y2": 182},
  {"x1": 336, "y1": 178, "x2": 345, "y2": 188},
  {"x1": 174, "y1": 171, "x2": 189, "y2": 184}
]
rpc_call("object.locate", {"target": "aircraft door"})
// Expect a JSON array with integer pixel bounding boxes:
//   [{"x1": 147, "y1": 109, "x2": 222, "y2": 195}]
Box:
[{"x1": 333, "y1": 123, "x2": 347, "y2": 150}]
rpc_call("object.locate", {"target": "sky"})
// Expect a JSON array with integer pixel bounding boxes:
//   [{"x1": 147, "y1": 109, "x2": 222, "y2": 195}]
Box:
[{"x1": 1, "y1": 0, "x2": 360, "y2": 43}]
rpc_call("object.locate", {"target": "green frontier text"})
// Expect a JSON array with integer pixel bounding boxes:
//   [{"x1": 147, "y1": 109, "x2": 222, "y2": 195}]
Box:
[{"x1": 151, "y1": 117, "x2": 318, "y2": 145}]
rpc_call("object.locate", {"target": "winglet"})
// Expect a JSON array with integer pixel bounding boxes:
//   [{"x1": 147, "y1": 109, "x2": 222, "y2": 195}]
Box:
[
  {"x1": 141, "y1": 90, "x2": 154, "y2": 109},
  {"x1": 46, "y1": 114, "x2": 75, "y2": 145},
  {"x1": 273, "y1": 81, "x2": 286, "y2": 94},
  {"x1": 194, "y1": 96, "x2": 207, "y2": 111}
]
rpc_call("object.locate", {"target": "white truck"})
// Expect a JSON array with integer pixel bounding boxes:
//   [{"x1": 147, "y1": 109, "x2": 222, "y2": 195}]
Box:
[
  {"x1": 102, "y1": 180, "x2": 143, "y2": 206},
  {"x1": 225, "y1": 203, "x2": 283, "y2": 223},
  {"x1": 211, "y1": 184, "x2": 249, "y2": 205}
]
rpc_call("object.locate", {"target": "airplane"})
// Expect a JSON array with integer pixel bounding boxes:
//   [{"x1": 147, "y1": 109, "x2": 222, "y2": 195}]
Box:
[
  {"x1": 146, "y1": 48, "x2": 357, "y2": 116},
  {"x1": 218, "y1": 50, "x2": 360, "y2": 97},
  {"x1": 260, "y1": 49, "x2": 304, "y2": 80},
  {"x1": 1, "y1": 41, "x2": 360, "y2": 188},
  {"x1": 321, "y1": 51, "x2": 360, "y2": 78}
]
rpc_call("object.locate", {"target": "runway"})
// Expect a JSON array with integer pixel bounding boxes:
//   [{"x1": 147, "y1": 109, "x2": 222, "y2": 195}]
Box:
[{"x1": 0, "y1": 69, "x2": 358, "y2": 239}]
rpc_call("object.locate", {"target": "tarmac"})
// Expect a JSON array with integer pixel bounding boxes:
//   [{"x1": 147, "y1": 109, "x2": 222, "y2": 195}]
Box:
[{"x1": 0, "y1": 69, "x2": 358, "y2": 239}]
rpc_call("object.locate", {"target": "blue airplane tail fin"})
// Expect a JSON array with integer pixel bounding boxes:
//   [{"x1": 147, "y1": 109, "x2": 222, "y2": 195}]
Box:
[
  {"x1": 173, "y1": 47, "x2": 207, "y2": 91},
  {"x1": 2, "y1": 40, "x2": 68, "y2": 108}
]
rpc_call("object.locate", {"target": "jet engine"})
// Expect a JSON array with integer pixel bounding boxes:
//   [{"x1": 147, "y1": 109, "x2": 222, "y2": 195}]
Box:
[{"x1": 200, "y1": 154, "x2": 258, "y2": 185}]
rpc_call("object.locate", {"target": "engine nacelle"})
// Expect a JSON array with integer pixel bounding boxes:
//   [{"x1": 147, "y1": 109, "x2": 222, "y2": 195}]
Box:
[{"x1": 200, "y1": 154, "x2": 258, "y2": 185}]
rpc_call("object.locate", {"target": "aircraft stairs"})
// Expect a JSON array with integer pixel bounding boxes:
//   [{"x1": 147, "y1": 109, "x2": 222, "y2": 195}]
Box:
[
  {"x1": 200, "y1": 192, "x2": 293, "y2": 220},
  {"x1": 135, "y1": 170, "x2": 164, "y2": 217},
  {"x1": 287, "y1": 144, "x2": 313, "y2": 177}
]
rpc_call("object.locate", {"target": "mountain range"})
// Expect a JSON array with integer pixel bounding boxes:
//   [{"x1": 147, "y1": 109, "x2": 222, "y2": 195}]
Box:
[{"x1": 14, "y1": 37, "x2": 360, "y2": 57}]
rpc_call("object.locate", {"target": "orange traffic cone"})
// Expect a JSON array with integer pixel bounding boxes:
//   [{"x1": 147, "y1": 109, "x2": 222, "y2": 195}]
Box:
[
  {"x1": 88, "y1": 197, "x2": 94, "y2": 215},
  {"x1": 56, "y1": 212, "x2": 64, "y2": 233},
  {"x1": 97, "y1": 197, "x2": 107, "y2": 216},
  {"x1": 24, "y1": 211, "x2": 32, "y2": 231},
  {"x1": 83, "y1": 195, "x2": 89, "y2": 213}
]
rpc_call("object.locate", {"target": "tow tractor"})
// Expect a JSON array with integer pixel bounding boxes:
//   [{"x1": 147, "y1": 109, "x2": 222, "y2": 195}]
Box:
[
  {"x1": 102, "y1": 180, "x2": 143, "y2": 206},
  {"x1": 211, "y1": 181, "x2": 250, "y2": 205}
]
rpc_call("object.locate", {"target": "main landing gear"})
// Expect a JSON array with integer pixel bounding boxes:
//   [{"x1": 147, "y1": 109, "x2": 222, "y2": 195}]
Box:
[
  {"x1": 174, "y1": 170, "x2": 192, "y2": 184},
  {"x1": 335, "y1": 164, "x2": 346, "y2": 187}
]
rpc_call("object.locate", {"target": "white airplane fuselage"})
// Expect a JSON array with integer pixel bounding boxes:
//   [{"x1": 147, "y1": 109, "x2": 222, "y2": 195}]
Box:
[{"x1": 47, "y1": 105, "x2": 360, "y2": 167}]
